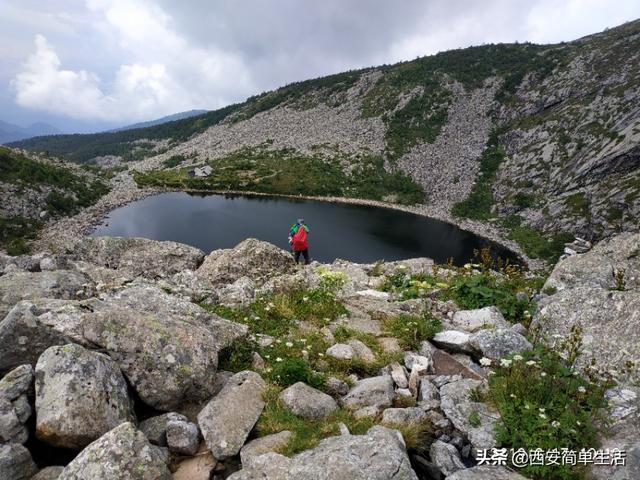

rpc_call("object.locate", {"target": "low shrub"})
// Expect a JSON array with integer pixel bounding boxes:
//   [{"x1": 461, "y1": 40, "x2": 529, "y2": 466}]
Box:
[
  {"x1": 486, "y1": 331, "x2": 611, "y2": 480},
  {"x1": 382, "y1": 312, "x2": 442, "y2": 350}
]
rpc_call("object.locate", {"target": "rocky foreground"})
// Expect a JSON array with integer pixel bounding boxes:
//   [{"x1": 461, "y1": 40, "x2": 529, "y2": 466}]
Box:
[{"x1": 0, "y1": 234, "x2": 638, "y2": 480}]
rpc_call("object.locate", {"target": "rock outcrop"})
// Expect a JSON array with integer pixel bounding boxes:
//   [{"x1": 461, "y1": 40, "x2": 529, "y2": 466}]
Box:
[
  {"x1": 537, "y1": 232, "x2": 640, "y2": 380},
  {"x1": 229, "y1": 426, "x2": 417, "y2": 480},
  {"x1": 196, "y1": 238, "x2": 295, "y2": 289},
  {"x1": 68, "y1": 236, "x2": 205, "y2": 279}
]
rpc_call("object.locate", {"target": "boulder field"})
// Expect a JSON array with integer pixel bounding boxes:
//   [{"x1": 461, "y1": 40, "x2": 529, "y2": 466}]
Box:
[{"x1": 0, "y1": 234, "x2": 637, "y2": 479}]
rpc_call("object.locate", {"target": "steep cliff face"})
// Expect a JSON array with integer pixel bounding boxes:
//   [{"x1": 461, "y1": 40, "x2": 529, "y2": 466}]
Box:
[{"x1": 13, "y1": 20, "x2": 640, "y2": 252}]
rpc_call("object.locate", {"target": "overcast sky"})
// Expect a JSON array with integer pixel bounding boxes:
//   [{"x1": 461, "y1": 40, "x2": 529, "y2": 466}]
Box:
[{"x1": 2, "y1": 0, "x2": 639, "y2": 133}]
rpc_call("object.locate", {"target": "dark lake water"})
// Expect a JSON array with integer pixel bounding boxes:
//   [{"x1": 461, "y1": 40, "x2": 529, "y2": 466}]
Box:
[{"x1": 91, "y1": 192, "x2": 519, "y2": 266}]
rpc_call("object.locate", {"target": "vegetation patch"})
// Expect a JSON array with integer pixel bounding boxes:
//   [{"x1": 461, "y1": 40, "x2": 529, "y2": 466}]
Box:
[
  {"x1": 204, "y1": 287, "x2": 347, "y2": 338},
  {"x1": 501, "y1": 215, "x2": 573, "y2": 263},
  {"x1": 0, "y1": 147, "x2": 109, "y2": 253},
  {"x1": 134, "y1": 147, "x2": 425, "y2": 205},
  {"x1": 451, "y1": 131, "x2": 505, "y2": 220},
  {"x1": 0, "y1": 216, "x2": 42, "y2": 255},
  {"x1": 381, "y1": 313, "x2": 442, "y2": 350},
  {"x1": 486, "y1": 328, "x2": 611, "y2": 480},
  {"x1": 378, "y1": 251, "x2": 543, "y2": 325}
]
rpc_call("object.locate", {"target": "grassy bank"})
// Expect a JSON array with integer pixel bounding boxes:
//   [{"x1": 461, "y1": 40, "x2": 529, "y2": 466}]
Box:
[{"x1": 134, "y1": 147, "x2": 425, "y2": 205}]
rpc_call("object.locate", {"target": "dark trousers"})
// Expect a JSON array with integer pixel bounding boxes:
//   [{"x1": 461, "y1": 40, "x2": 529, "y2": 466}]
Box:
[{"x1": 294, "y1": 249, "x2": 310, "y2": 265}]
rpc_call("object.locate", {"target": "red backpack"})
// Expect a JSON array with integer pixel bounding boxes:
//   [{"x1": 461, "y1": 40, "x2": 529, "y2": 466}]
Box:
[{"x1": 292, "y1": 226, "x2": 308, "y2": 251}]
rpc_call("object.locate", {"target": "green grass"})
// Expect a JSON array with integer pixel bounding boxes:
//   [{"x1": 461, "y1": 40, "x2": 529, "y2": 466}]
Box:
[
  {"x1": 501, "y1": 215, "x2": 573, "y2": 263},
  {"x1": 203, "y1": 287, "x2": 348, "y2": 337},
  {"x1": 564, "y1": 193, "x2": 590, "y2": 217},
  {"x1": 487, "y1": 343, "x2": 610, "y2": 480},
  {"x1": 162, "y1": 154, "x2": 186, "y2": 168},
  {"x1": 255, "y1": 385, "x2": 376, "y2": 455},
  {"x1": 378, "y1": 255, "x2": 543, "y2": 325},
  {"x1": 256, "y1": 384, "x2": 432, "y2": 455},
  {"x1": 135, "y1": 147, "x2": 425, "y2": 205},
  {"x1": 452, "y1": 132, "x2": 505, "y2": 220},
  {"x1": 381, "y1": 313, "x2": 442, "y2": 350}
]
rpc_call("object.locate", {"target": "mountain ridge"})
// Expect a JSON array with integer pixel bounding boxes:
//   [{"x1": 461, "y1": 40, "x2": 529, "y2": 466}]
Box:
[{"x1": 10, "y1": 19, "x2": 640, "y2": 262}]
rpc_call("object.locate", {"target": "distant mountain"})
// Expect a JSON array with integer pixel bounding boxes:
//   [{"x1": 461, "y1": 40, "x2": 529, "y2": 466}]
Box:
[
  {"x1": 0, "y1": 120, "x2": 61, "y2": 144},
  {"x1": 110, "y1": 110, "x2": 209, "y2": 132}
]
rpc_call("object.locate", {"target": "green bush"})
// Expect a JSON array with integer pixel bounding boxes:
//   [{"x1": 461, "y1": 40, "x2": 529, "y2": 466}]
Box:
[
  {"x1": 488, "y1": 345, "x2": 610, "y2": 480},
  {"x1": 502, "y1": 215, "x2": 573, "y2": 263},
  {"x1": 452, "y1": 136, "x2": 505, "y2": 220},
  {"x1": 268, "y1": 357, "x2": 325, "y2": 389},
  {"x1": 448, "y1": 273, "x2": 533, "y2": 323},
  {"x1": 162, "y1": 154, "x2": 185, "y2": 168},
  {"x1": 382, "y1": 312, "x2": 442, "y2": 350}
]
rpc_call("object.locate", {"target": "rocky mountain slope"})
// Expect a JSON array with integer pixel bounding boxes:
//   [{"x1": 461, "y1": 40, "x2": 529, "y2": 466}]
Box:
[
  {"x1": 12, "y1": 20, "x2": 640, "y2": 262},
  {"x1": 0, "y1": 234, "x2": 637, "y2": 479},
  {"x1": 0, "y1": 147, "x2": 110, "y2": 255}
]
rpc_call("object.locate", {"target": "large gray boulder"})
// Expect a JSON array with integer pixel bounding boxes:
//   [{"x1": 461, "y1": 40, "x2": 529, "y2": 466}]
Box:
[
  {"x1": 0, "y1": 365, "x2": 34, "y2": 444},
  {"x1": 197, "y1": 371, "x2": 267, "y2": 460},
  {"x1": 447, "y1": 466, "x2": 529, "y2": 479},
  {"x1": 439, "y1": 379, "x2": 499, "y2": 451},
  {"x1": 536, "y1": 232, "x2": 640, "y2": 379},
  {"x1": 469, "y1": 329, "x2": 532, "y2": 361},
  {"x1": 98, "y1": 283, "x2": 248, "y2": 349},
  {"x1": 35, "y1": 344, "x2": 134, "y2": 449},
  {"x1": 450, "y1": 307, "x2": 508, "y2": 332},
  {"x1": 342, "y1": 376, "x2": 395, "y2": 410},
  {"x1": 229, "y1": 426, "x2": 418, "y2": 480},
  {"x1": 58, "y1": 422, "x2": 172, "y2": 480},
  {"x1": 0, "y1": 270, "x2": 94, "y2": 320},
  {"x1": 68, "y1": 236, "x2": 205, "y2": 279},
  {"x1": 81, "y1": 306, "x2": 226, "y2": 411},
  {"x1": 432, "y1": 331, "x2": 474, "y2": 354},
  {"x1": 279, "y1": 382, "x2": 338, "y2": 419},
  {"x1": 196, "y1": 239, "x2": 295, "y2": 288},
  {"x1": 240, "y1": 431, "x2": 293, "y2": 468},
  {"x1": 429, "y1": 440, "x2": 466, "y2": 476},
  {"x1": 0, "y1": 301, "x2": 71, "y2": 372},
  {"x1": 0, "y1": 443, "x2": 38, "y2": 480}
]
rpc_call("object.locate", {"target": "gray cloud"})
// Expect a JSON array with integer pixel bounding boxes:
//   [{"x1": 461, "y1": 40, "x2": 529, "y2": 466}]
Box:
[{"x1": 2, "y1": 0, "x2": 640, "y2": 131}]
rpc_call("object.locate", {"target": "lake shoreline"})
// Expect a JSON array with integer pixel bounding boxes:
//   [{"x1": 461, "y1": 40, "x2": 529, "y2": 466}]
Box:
[{"x1": 35, "y1": 174, "x2": 542, "y2": 270}]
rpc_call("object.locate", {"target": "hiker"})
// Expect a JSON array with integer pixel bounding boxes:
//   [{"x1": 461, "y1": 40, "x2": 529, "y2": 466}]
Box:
[{"x1": 288, "y1": 218, "x2": 310, "y2": 265}]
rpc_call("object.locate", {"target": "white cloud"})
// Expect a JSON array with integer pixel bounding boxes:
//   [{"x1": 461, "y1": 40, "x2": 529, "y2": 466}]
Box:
[
  {"x1": 7, "y1": 0, "x2": 640, "y2": 125},
  {"x1": 11, "y1": 0, "x2": 254, "y2": 122}
]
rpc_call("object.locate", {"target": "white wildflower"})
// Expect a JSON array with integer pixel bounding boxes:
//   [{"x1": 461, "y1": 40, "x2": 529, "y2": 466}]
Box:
[
  {"x1": 539, "y1": 408, "x2": 546, "y2": 413},
  {"x1": 540, "y1": 371, "x2": 547, "y2": 377},
  {"x1": 500, "y1": 359, "x2": 513, "y2": 367},
  {"x1": 539, "y1": 413, "x2": 547, "y2": 420},
  {"x1": 578, "y1": 386, "x2": 586, "y2": 393},
  {"x1": 285, "y1": 341, "x2": 294, "y2": 348},
  {"x1": 479, "y1": 357, "x2": 492, "y2": 367},
  {"x1": 513, "y1": 354, "x2": 523, "y2": 361},
  {"x1": 526, "y1": 360, "x2": 537, "y2": 366},
  {"x1": 275, "y1": 357, "x2": 283, "y2": 362},
  {"x1": 551, "y1": 420, "x2": 560, "y2": 428}
]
